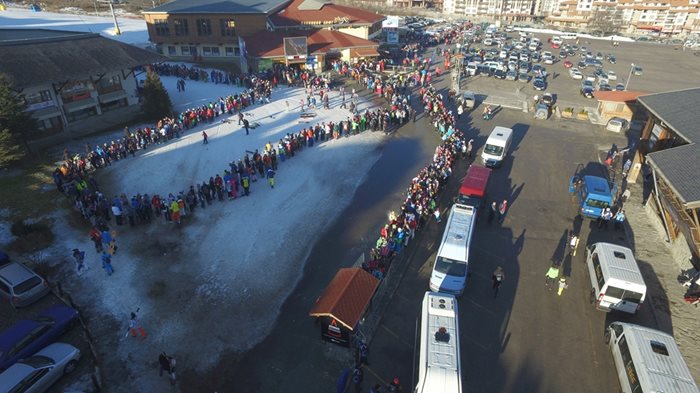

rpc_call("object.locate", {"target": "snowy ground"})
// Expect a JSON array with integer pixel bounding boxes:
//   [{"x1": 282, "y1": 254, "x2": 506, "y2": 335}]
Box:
[
  {"x1": 0, "y1": 5, "x2": 150, "y2": 47},
  {"x1": 41, "y1": 79, "x2": 387, "y2": 391}
]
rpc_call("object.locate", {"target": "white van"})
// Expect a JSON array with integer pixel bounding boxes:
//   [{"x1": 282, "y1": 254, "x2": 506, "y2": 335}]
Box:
[
  {"x1": 606, "y1": 322, "x2": 699, "y2": 393},
  {"x1": 481, "y1": 126, "x2": 513, "y2": 168},
  {"x1": 466, "y1": 62, "x2": 478, "y2": 76},
  {"x1": 429, "y1": 204, "x2": 476, "y2": 296},
  {"x1": 586, "y1": 242, "x2": 647, "y2": 314}
]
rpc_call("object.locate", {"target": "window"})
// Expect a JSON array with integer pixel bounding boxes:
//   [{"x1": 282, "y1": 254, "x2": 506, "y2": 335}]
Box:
[
  {"x1": 168, "y1": 46, "x2": 177, "y2": 56},
  {"x1": 605, "y1": 286, "x2": 625, "y2": 299},
  {"x1": 196, "y1": 18, "x2": 212, "y2": 36},
  {"x1": 174, "y1": 18, "x2": 188, "y2": 36},
  {"x1": 97, "y1": 75, "x2": 122, "y2": 94},
  {"x1": 234, "y1": 47, "x2": 241, "y2": 56},
  {"x1": 25, "y1": 90, "x2": 52, "y2": 105},
  {"x1": 211, "y1": 47, "x2": 220, "y2": 56},
  {"x1": 225, "y1": 47, "x2": 235, "y2": 56},
  {"x1": 181, "y1": 46, "x2": 190, "y2": 56},
  {"x1": 154, "y1": 19, "x2": 169, "y2": 36},
  {"x1": 592, "y1": 253, "x2": 605, "y2": 289},
  {"x1": 202, "y1": 46, "x2": 212, "y2": 56},
  {"x1": 650, "y1": 341, "x2": 669, "y2": 356},
  {"x1": 617, "y1": 335, "x2": 642, "y2": 393},
  {"x1": 220, "y1": 19, "x2": 236, "y2": 36}
]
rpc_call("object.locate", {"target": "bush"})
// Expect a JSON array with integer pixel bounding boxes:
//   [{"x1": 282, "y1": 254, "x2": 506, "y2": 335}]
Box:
[{"x1": 8, "y1": 219, "x2": 54, "y2": 253}]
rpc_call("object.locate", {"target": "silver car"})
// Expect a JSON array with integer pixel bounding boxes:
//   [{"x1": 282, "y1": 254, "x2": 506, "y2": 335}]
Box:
[
  {"x1": 0, "y1": 262, "x2": 50, "y2": 308},
  {"x1": 0, "y1": 343, "x2": 80, "y2": 393}
]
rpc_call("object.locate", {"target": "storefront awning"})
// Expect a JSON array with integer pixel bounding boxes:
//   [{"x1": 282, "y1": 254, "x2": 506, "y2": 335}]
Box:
[
  {"x1": 30, "y1": 106, "x2": 62, "y2": 120},
  {"x1": 309, "y1": 268, "x2": 380, "y2": 331},
  {"x1": 63, "y1": 98, "x2": 97, "y2": 113},
  {"x1": 98, "y1": 90, "x2": 127, "y2": 104},
  {"x1": 350, "y1": 47, "x2": 380, "y2": 58}
]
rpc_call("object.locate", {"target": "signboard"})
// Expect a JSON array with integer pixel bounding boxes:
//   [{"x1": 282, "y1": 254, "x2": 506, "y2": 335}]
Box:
[
  {"x1": 284, "y1": 36, "x2": 308, "y2": 60},
  {"x1": 383, "y1": 15, "x2": 400, "y2": 28},
  {"x1": 320, "y1": 316, "x2": 350, "y2": 347},
  {"x1": 386, "y1": 29, "x2": 399, "y2": 44}
]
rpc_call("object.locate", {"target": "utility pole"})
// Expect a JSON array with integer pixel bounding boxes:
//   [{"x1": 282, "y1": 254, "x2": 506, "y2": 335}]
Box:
[{"x1": 99, "y1": 0, "x2": 121, "y2": 35}]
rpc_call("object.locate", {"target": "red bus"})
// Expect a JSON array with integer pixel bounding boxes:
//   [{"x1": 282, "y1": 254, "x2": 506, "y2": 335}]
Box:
[{"x1": 457, "y1": 165, "x2": 491, "y2": 208}]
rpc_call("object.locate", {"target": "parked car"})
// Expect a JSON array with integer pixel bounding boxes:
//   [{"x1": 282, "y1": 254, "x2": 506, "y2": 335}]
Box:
[
  {"x1": 494, "y1": 69, "x2": 507, "y2": 79},
  {"x1": 559, "y1": 50, "x2": 567, "y2": 59},
  {"x1": 569, "y1": 68, "x2": 583, "y2": 80},
  {"x1": 632, "y1": 65, "x2": 643, "y2": 75},
  {"x1": 505, "y1": 70, "x2": 517, "y2": 81},
  {"x1": 533, "y1": 77, "x2": 546, "y2": 90},
  {"x1": 581, "y1": 79, "x2": 594, "y2": 89},
  {"x1": 0, "y1": 261, "x2": 50, "y2": 308},
  {"x1": 580, "y1": 86, "x2": 595, "y2": 98},
  {"x1": 608, "y1": 55, "x2": 617, "y2": 64},
  {"x1": 615, "y1": 83, "x2": 625, "y2": 91},
  {"x1": 607, "y1": 70, "x2": 617, "y2": 80},
  {"x1": 0, "y1": 343, "x2": 80, "y2": 393},
  {"x1": 544, "y1": 57, "x2": 555, "y2": 65},
  {"x1": 606, "y1": 117, "x2": 631, "y2": 133},
  {"x1": 531, "y1": 52, "x2": 540, "y2": 62},
  {"x1": 517, "y1": 73, "x2": 530, "y2": 82},
  {"x1": 0, "y1": 305, "x2": 79, "y2": 371},
  {"x1": 563, "y1": 60, "x2": 573, "y2": 68},
  {"x1": 598, "y1": 84, "x2": 612, "y2": 91}
]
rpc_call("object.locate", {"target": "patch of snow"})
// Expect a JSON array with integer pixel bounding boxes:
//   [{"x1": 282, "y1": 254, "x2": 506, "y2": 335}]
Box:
[
  {"x1": 0, "y1": 5, "x2": 150, "y2": 47},
  {"x1": 43, "y1": 75, "x2": 386, "y2": 390}
]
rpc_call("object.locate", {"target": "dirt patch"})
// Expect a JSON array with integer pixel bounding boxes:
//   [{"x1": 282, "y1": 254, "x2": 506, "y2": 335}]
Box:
[{"x1": 7, "y1": 218, "x2": 55, "y2": 254}]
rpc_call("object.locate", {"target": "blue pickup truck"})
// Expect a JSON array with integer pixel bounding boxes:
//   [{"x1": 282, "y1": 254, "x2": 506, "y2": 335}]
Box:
[{"x1": 569, "y1": 174, "x2": 616, "y2": 219}]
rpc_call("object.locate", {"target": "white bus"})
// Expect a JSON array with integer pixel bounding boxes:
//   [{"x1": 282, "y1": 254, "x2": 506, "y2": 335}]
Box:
[
  {"x1": 415, "y1": 291, "x2": 462, "y2": 393},
  {"x1": 429, "y1": 204, "x2": 476, "y2": 296}
]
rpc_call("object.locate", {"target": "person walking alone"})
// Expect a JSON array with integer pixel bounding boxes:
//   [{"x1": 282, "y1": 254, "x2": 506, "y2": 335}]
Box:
[
  {"x1": 101, "y1": 252, "x2": 114, "y2": 276},
  {"x1": 72, "y1": 249, "x2": 88, "y2": 276},
  {"x1": 498, "y1": 199, "x2": 508, "y2": 224},
  {"x1": 614, "y1": 209, "x2": 626, "y2": 231},
  {"x1": 129, "y1": 310, "x2": 147, "y2": 339},
  {"x1": 243, "y1": 118, "x2": 250, "y2": 135},
  {"x1": 492, "y1": 266, "x2": 504, "y2": 298},
  {"x1": 202, "y1": 131, "x2": 208, "y2": 144},
  {"x1": 159, "y1": 352, "x2": 177, "y2": 385},
  {"x1": 488, "y1": 201, "x2": 497, "y2": 225}
]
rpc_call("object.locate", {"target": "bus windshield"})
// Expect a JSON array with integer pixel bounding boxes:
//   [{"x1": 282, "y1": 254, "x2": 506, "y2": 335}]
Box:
[
  {"x1": 484, "y1": 144, "x2": 503, "y2": 156},
  {"x1": 435, "y1": 257, "x2": 467, "y2": 277},
  {"x1": 586, "y1": 198, "x2": 610, "y2": 209}
]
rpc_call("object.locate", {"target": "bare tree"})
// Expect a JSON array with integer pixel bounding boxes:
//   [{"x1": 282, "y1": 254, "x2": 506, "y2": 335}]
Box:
[{"x1": 588, "y1": 7, "x2": 624, "y2": 35}]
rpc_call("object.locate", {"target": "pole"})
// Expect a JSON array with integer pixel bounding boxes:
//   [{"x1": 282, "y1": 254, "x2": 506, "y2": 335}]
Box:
[
  {"x1": 93, "y1": 0, "x2": 99, "y2": 16},
  {"x1": 624, "y1": 63, "x2": 634, "y2": 91},
  {"x1": 108, "y1": 0, "x2": 121, "y2": 36}
]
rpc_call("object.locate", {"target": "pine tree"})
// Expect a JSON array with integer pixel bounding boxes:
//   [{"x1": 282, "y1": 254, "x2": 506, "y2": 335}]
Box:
[
  {"x1": 0, "y1": 74, "x2": 35, "y2": 167},
  {"x1": 141, "y1": 68, "x2": 173, "y2": 121}
]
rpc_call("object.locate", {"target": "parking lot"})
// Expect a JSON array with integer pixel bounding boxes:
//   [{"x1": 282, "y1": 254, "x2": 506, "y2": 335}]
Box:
[
  {"x1": 458, "y1": 29, "x2": 700, "y2": 119},
  {"x1": 0, "y1": 271, "x2": 96, "y2": 392}
]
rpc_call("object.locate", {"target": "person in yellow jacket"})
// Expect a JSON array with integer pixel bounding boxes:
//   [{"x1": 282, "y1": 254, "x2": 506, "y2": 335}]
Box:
[{"x1": 170, "y1": 200, "x2": 181, "y2": 224}]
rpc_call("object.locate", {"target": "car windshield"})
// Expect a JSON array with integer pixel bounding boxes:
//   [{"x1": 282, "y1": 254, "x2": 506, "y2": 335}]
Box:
[
  {"x1": 19, "y1": 355, "x2": 54, "y2": 368},
  {"x1": 14, "y1": 276, "x2": 42, "y2": 294},
  {"x1": 435, "y1": 257, "x2": 467, "y2": 276},
  {"x1": 586, "y1": 198, "x2": 609, "y2": 209},
  {"x1": 484, "y1": 144, "x2": 504, "y2": 156}
]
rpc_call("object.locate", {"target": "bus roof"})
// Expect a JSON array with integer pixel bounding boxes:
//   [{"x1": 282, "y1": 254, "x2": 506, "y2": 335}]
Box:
[
  {"x1": 438, "y1": 204, "x2": 475, "y2": 263},
  {"x1": 584, "y1": 175, "x2": 612, "y2": 198},
  {"x1": 459, "y1": 165, "x2": 491, "y2": 199},
  {"x1": 615, "y1": 322, "x2": 699, "y2": 393},
  {"x1": 417, "y1": 292, "x2": 462, "y2": 393},
  {"x1": 594, "y1": 242, "x2": 646, "y2": 288}
]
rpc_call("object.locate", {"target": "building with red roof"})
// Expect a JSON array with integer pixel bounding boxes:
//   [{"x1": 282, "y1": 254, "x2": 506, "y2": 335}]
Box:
[
  {"x1": 593, "y1": 90, "x2": 647, "y2": 124},
  {"x1": 143, "y1": 0, "x2": 382, "y2": 72}
]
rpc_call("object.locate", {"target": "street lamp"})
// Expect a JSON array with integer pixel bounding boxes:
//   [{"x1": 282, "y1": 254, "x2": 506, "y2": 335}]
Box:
[{"x1": 625, "y1": 63, "x2": 635, "y2": 91}]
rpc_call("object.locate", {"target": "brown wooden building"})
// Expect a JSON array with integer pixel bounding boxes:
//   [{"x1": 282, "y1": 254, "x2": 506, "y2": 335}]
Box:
[{"x1": 629, "y1": 88, "x2": 700, "y2": 264}]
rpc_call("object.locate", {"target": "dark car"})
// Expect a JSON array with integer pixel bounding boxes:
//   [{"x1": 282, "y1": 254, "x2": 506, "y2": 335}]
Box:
[
  {"x1": 615, "y1": 83, "x2": 625, "y2": 91},
  {"x1": 580, "y1": 86, "x2": 595, "y2": 98},
  {"x1": 608, "y1": 55, "x2": 617, "y2": 64},
  {"x1": 494, "y1": 69, "x2": 507, "y2": 79},
  {"x1": 0, "y1": 305, "x2": 79, "y2": 371},
  {"x1": 533, "y1": 77, "x2": 546, "y2": 90},
  {"x1": 559, "y1": 50, "x2": 567, "y2": 58},
  {"x1": 577, "y1": 60, "x2": 587, "y2": 69}
]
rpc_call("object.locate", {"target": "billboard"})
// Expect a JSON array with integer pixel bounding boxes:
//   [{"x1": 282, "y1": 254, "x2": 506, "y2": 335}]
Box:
[{"x1": 283, "y1": 36, "x2": 308, "y2": 59}]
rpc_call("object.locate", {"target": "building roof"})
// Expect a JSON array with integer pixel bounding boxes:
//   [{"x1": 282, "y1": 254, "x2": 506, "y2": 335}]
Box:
[
  {"x1": 144, "y1": 0, "x2": 289, "y2": 15},
  {"x1": 637, "y1": 87, "x2": 700, "y2": 144},
  {"x1": 270, "y1": 0, "x2": 385, "y2": 27},
  {"x1": 593, "y1": 90, "x2": 646, "y2": 103},
  {"x1": 245, "y1": 28, "x2": 378, "y2": 58},
  {"x1": 308, "y1": 268, "x2": 379, "y2": 330},
  {"x1": 0, "y1": 29, "x2": 166, "y2": 88},
  {"x1": 647, "y1": 144, "x2": 700, "y2": 209}
]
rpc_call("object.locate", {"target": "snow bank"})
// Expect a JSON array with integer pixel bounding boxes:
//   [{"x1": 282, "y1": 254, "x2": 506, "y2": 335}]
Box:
[{"x1": 0, "y1": 5, "x2": 150, "y2": 46}]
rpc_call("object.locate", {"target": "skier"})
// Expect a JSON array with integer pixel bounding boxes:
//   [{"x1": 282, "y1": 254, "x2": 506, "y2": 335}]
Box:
[{"x1": 266, "y1": 168, "x2": 276, "y2": 188}]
